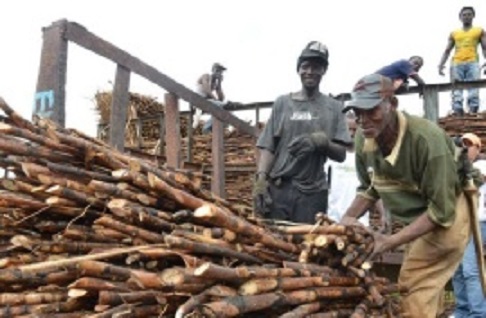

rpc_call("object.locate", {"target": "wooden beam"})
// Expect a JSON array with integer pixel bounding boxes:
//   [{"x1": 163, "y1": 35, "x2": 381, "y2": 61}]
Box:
[
  {"x1": 224, "y1": 101, "x2": 273, "y2": 112},
  {"x1": 164, "y1": 93, "x2": 181, "y2": 168},
  {"x1": 407, "y1": 79, "x2": 486, "y2": 94},
  {"x1": 332, "y1": 80, "x2": 486, "y2": 102},
  {"x1": 211, "y1": 118, "x2": 225, "y2": 198},
  {"x1": 109, "y1": 64, "x2": 130, "y2": 150},
  {"x1": 34, "y1": 19, "x2": 69, "y2": 126},
  {"x1": 64, "y1": 21, "x2": 257, "y2": 137}
]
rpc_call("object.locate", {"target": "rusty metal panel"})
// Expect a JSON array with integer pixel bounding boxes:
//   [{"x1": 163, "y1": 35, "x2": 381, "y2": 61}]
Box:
[
  {"x1": 211, "y1": 118, "x2": 225, "y2": 198},
  {"x1": 34, "y1": 19, "x2": 69, "y2": 126},
  {"x1": 164, "y1": 93, "x2": 181, "y2": 168},
  {"x1": 64, "y1": 21, "x2": 256, "y2": 137},
  {"x1": 109, "y1": 64, "x2": 130, "y2": 151}
]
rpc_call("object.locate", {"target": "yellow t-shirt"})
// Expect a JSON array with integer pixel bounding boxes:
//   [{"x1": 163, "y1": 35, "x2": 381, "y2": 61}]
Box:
[{"x1": 452, "y1": 27, "x2": 483, "y2": 64}]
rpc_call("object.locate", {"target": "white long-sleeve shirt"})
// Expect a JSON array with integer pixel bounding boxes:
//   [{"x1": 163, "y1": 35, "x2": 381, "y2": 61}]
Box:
[
  {"x1": 327, "y1": 152, "x2": 369, "y2": 226},
  {"x1": 473, "y1": 160, "x2": 486, "y2": 222}
]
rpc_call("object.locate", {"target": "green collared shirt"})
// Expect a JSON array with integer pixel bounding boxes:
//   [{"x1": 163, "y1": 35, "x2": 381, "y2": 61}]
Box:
[{"x1": 355, "y1": 111, "x2": 459, "y2": 227}]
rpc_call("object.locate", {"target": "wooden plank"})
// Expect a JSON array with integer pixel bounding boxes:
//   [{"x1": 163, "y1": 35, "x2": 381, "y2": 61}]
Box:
[
  {"x1": 332, "y1": 80, "x2": 486, "y2": 102},
  {"x1": 164, "y1": 93, "x2": 181, "y2": 168},
  {"x1": 211, "y1": 118, "x2": 225, "y2": 198},
  {"x1": 109, "y1": 64, "x2": 131, "y2": 150},
  {"x1": 64, "y1": 21, "x2": 257, "y2": 137},
  {"x1": 224, "y1": 101, "x2": 273, "y2": 111},
  {"x1": 411, "y1": 79, "x2": 486, "y2": 94},
  {"x1": 34, "y1": 19, "x2": 69, "y2": 126}
]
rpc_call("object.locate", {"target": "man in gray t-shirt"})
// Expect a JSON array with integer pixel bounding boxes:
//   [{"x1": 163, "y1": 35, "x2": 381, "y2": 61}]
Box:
[{"x1": 253, "y1": 41, "x2": 352, "y2": 224}]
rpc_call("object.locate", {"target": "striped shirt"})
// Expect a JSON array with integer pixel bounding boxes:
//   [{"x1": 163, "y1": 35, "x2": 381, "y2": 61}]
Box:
[{"x1": 355, "y1": 111, "x2": 459, "y2": 227}]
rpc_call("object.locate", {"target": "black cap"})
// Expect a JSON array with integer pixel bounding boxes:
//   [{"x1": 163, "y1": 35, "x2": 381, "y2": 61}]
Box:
[
  {"x1": 297, "y1": 41, "x2": 329, "y2": 71},
  {"x1": 212, "y1": 62, "x2": 227, "y2": 71}
]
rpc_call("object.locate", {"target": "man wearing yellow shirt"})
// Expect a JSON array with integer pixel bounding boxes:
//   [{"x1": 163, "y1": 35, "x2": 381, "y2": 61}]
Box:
[{"x1": 438, "y1": 6, "x2": 486, "y2": 116}]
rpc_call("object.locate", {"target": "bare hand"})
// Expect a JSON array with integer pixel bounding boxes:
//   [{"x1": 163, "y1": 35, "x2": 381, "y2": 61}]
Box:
[
  {"x1": 340, "y1": 215, "x2": 361, "y2": 227},
  {"x1": 438, "y1": 65, "x2": 446, "y2": 76},
  {"x1": 368, "y1": 232, "x2": 392, "y2": 261},
  {"x1": 379, "y1": 213, "x2": 390, "y2": 234}
]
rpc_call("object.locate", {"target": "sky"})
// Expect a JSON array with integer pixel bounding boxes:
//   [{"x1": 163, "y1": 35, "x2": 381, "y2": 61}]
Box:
[{"x1": 2, "y1": 0, "x2": 486, "y2": 136}]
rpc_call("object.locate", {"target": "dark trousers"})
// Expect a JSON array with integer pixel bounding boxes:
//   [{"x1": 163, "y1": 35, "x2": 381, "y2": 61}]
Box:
[{"x1": 268, "y1": 179, "x2": 328, "y2": 224}]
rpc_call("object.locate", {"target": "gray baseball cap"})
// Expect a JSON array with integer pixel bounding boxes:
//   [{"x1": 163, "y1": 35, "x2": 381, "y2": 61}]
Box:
[
  {"x1": 297, "y1": 41, "x2": 329, "y2": 71},
  {"x1": 343, "y1": 74, "x2": 395, "y2": 113}
]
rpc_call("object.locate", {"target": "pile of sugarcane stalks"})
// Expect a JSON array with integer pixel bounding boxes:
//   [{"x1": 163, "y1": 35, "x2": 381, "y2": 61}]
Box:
[
  {"x1": 0, "y1": 98, "x2": 404, "y2": 317},
  {"x1": 181, "y1": 129, "x2": 258, "y2": 166},
  {"x1": 438, "y1": 112, "x2": 486, "y2": 152}
]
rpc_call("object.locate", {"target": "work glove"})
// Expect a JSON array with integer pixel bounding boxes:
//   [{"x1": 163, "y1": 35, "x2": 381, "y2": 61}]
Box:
[
  {"x1": 252, "y1": 176, "x2": 272, "y2": 217},
  {"x1": 288, "y1": 132, "x2": 329, "y2": 159}
]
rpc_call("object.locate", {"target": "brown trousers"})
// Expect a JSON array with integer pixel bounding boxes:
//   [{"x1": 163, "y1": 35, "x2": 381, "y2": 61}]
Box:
[{"x1": 399, "y1": 193, "x2": 470, "y2": 318}]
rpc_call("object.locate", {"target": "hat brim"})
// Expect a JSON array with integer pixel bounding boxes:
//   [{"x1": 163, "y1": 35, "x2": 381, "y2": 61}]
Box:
[
  {"x1": 299, "y1": 53, "x2": 328, "y2": 65},
  {"x1": 342, "y1": 97, "x2": 383, "y2": 113},
  {"x1": 462, "y1": 135, "x2": 481, "y2": 148}
]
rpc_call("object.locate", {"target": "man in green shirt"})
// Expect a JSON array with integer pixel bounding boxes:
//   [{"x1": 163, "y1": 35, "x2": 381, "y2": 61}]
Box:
[{"x1": 341, "y1": 73, "x2": 470, "y2": 317}]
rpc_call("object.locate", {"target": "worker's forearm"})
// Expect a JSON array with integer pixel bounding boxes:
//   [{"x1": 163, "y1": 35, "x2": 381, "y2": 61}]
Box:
[
  {"x1": 480, "y1": 35, "x2": 486, "y2": 59},
  {"x1": 216, "y1": 89, "x2": 225, "y2": 101},
  {"x1": 411, "y1": 74, "x2": 426, "y2": 86},
  {"x1": 386, "y1": 213, "x2": 437, "y2": 250},
  {"x1": 438, "y1": 52, "x2": 450, "y2": 67},
  {"x1": 343, "y1": 195, "x2": 375, "y2": 219},
  {"x1": 325, "y1": 142, "x2": 346, "y2": 163},
  {"x1": 257, "y1": 149, "x2": 275, "y2": 180}
]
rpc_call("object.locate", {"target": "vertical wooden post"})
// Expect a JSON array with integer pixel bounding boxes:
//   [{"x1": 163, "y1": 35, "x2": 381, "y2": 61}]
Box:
[
  {"x1": 211, "y1": 118, "x2": 225, "y2": 198},
  {"x1": 255, "y1": 106, "x2": 261, "y2": 163},
  {"x1": 109, "y1": 65, "x2": 130, "y2": 151},
  {"x1": 423, "y1": 87, "x2": 439, "y2": 123},
  {"x1": 165, "y1": 92, "x2": 181, "y2": 168},
  {"x1": 187, "y1": 106, "x2": 194, "y2": 163},
  {"x1": 135, "y1": 118, "x2": 143, "y2": 149},
  {"x1": 34, "y1": 19, "x2": 69, "y2": 126},
  {"x1": 158, "y1": 112, "x2": 165, "y2": 156},
  {"x1": 255, "y1": 105, "x2": 260, "y2": 128}
]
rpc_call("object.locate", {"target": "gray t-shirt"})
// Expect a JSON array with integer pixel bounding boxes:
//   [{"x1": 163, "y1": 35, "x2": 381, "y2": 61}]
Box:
[{"x1": 257, "y1": 92, "x2": 352, "y2": 193}]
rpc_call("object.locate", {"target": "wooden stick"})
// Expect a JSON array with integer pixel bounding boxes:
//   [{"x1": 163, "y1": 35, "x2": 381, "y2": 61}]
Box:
[
  {"x1": 278, "y1": 301, "x2": 328, "y2": 318},
  {"x1": 201, "y1": 287, "x2": 366, "y2": 317},
  {"x1": 0, "y1": 292, "x2": 68, "y2": 306},
  {"x1": 194, "y1": 262, "x2": 312, "y2": 282},
  {"x1": 0, "y1": 122, "x2": 76, "y2": 154},
  {"x1": 12, "y1": 244, "x2": 166, "y2": 272},
  {"x1": 148, "y1": 172, "x2": 205, "y2": 210},
  {"x1": 175, "y1": 285, "x2": 237, "y2": 318},
  {"x1": 194, "y1": 204, "x2": 298, "y2": 254},
  {"x1": 165, "y1": 235, "x2": 262, "y2": 264},
  {"x1": 94, "y1": 216, "x2": 165, "y2": 243}
]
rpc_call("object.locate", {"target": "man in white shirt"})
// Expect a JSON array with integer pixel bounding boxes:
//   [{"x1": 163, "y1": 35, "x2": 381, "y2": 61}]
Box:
[{"x1": 192, "y1": 63, "x2": 227, "y2": 133}]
